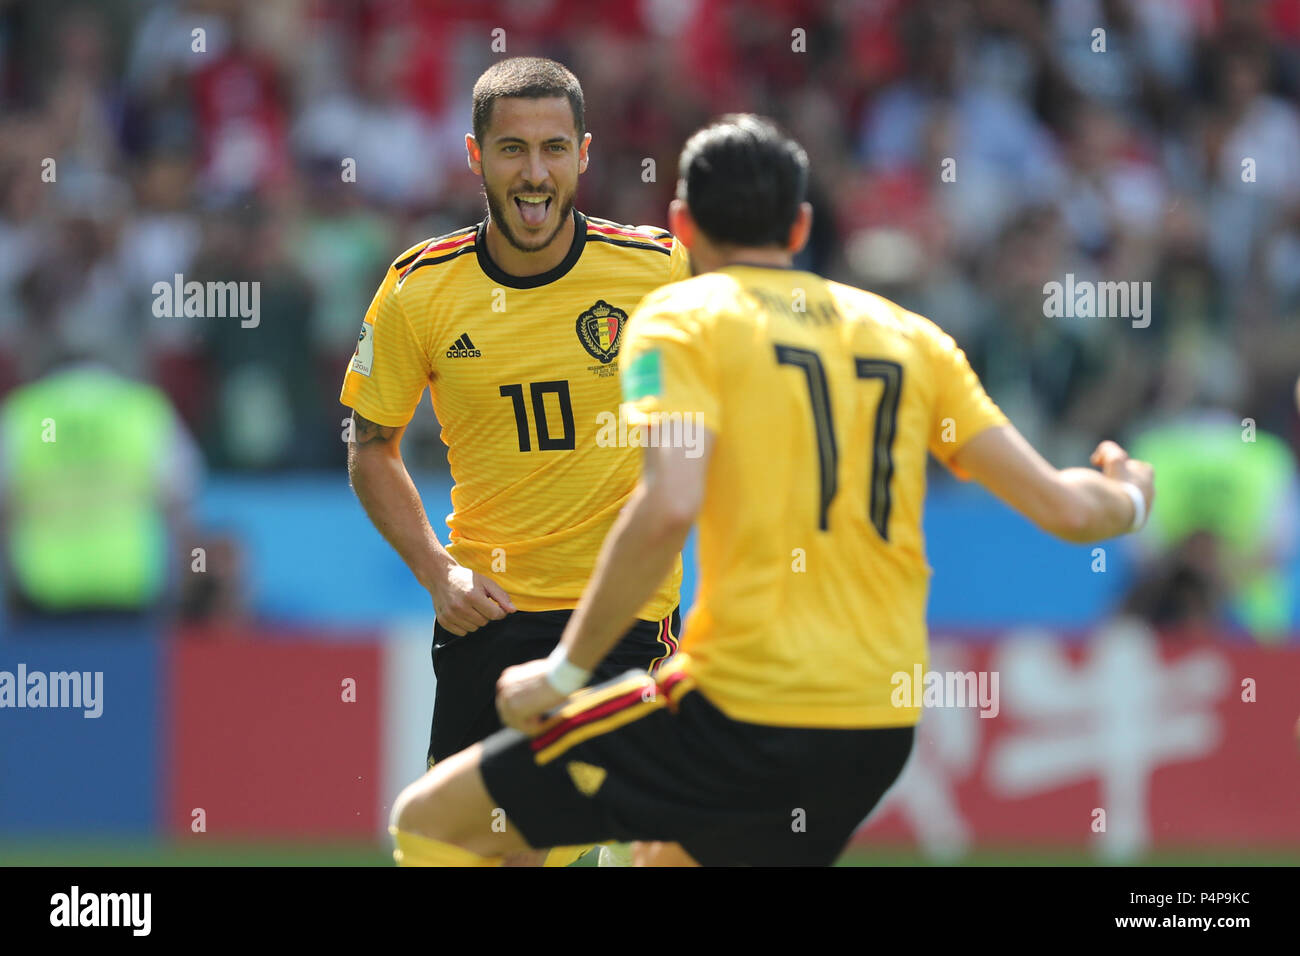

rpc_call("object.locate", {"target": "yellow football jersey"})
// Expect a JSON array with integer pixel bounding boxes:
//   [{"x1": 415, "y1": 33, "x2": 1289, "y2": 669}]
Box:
[
  {"x1": 621, "y1": 265, "x2": 1008, "y2": 728},
  {"x1": 340, "y1": 212, "x2": 689, "y2": 619}
]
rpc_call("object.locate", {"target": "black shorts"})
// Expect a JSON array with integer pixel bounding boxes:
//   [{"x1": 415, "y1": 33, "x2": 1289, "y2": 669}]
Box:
[
  {"x1": 479, "y1": 668, "x2": 915, "y2": 866},
  {"x1": 427, "y1": 608, "x2": 680, "y2": 765}
]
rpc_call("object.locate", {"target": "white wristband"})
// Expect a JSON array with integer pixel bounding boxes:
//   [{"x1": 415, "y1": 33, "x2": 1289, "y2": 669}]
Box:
[
  {"x1": 1120, "y1": 482, "x2": 1148, "y2": 533},
  {"x1": 545, "y1": 646, "x2": 591, "y2": 696}
]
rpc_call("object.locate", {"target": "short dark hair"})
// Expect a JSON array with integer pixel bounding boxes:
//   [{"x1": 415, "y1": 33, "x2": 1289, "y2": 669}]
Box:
[
  {"x1": 472, "y1": 57, "x2": 585, "y2": 143},
  {"x1": 676, "y1": 114, "x2": 809, "y2": 247}
]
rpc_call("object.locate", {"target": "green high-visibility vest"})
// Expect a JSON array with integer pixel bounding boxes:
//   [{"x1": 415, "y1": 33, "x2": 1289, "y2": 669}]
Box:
[
  {"x1": 1133, "y1": 422, "x2": 1293, "y2": 557},
  {"x1": 1, "y1": 368, "x2": 172, "y2": 610},
  {"x1": 1132, "y1": 421, "x2": 1296, "y2": 639}
]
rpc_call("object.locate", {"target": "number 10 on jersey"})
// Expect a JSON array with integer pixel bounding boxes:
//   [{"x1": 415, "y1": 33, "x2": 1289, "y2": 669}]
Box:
[{"x1": 499, "y1": 381, "x2": 576, "y2": 451}]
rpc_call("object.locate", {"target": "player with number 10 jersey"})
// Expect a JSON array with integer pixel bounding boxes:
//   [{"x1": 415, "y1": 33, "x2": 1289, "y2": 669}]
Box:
[{"x1": 339, "y1": 57, "x2": 685, "y2": 780}]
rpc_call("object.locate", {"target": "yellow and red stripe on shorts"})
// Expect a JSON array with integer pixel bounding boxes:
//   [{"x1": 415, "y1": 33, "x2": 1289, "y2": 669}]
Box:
[
  {"x1": 529, "y1": 668, "x2": 695, "y2": 765},
  {"x1": 647, "y1": 612, "x2": 679, "y2": 674}
]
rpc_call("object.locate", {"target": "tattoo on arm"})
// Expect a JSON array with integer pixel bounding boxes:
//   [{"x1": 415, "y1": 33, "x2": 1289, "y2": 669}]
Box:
[{"x1": 352, "y1": 411, "x2": 397, "y2": 444}]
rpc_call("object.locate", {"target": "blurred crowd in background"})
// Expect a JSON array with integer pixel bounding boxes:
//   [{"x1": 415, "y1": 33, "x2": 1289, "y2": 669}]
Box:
[{"x1": 0, "y1": 0, "x2": 1298, "y2": 636}]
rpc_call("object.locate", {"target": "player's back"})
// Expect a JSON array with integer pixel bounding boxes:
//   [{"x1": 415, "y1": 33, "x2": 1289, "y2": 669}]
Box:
[{"x1": 624, "y1": 264, "x2": 1006, "y2": 729}]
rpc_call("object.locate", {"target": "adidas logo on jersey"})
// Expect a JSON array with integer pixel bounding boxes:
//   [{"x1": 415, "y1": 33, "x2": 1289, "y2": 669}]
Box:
[{"x1": 446, "y1": 334, "x2": 481, "y2": 358}]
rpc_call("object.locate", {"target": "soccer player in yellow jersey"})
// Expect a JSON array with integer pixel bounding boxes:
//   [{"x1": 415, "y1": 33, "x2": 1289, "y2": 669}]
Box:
[
  {"x1": 387, "y1": 115, "x2": 1156, "y2": 866},
  {"x1": 340, "y1": 58, "x2": 688, "y2": 864}
]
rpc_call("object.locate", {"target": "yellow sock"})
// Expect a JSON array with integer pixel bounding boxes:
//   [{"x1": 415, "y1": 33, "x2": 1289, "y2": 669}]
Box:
[
  {"x1": 390, "y1": 826, "x2": 502, "y2": 867},
  {"x1": 543, "y1": 844, "x2": 594, "y2": 867}
]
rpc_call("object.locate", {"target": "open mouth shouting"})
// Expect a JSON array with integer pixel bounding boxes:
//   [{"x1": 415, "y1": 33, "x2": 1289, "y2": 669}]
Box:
[{"x1": 513, "y1": 193, "x2": 553, "y2": 228}]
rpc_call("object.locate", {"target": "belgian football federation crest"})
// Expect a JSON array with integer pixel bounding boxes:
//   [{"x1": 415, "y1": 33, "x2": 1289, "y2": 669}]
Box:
[{"x1": 576, "y1": 300, "x2": 627, "y2": 365}]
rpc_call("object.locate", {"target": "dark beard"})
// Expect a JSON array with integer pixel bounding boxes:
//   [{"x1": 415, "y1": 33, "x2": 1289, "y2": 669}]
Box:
[{"x1": 484, "y1": 187, "x2": 575, "y2": 254}]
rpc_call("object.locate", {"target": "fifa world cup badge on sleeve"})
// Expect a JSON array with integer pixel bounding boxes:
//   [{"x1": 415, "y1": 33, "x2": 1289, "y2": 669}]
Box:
[
  {"x1": 351, "y1": 321, "x2": 374, "y2": 377},
  {"x1": 623, "y1": 348, "x2": 662, "y2": 402}
]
